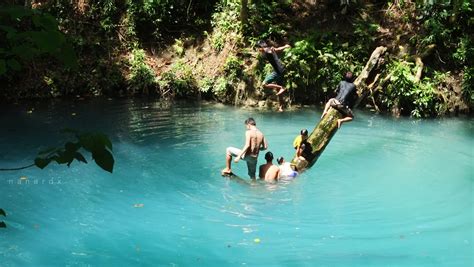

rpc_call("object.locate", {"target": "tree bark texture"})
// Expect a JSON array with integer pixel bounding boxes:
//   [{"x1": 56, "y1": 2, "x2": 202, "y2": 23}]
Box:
[
  {"x1": 290, "y1": 107, "x2": 343, "y2": 170},
  {"x1": 354, "y1": 46, "x2": 387, "y2": 108},
  {"x1": 290, "y1": 46, "x2": 389, "y2": 171}
]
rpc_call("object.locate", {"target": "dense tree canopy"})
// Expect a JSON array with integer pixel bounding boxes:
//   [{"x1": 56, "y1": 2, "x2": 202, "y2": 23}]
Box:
[{"x1": 0, "y1": 0, "x2": 472, "y2": 116}]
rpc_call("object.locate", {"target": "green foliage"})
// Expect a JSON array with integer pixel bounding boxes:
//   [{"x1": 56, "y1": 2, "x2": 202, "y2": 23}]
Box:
[
  {"x1": 126, "y1": 0, "x2": 216, "y2": 43},
  {"x1": 245, "y1": 0, "x2": 290, "y2": 41},
  {"x1": 198, "y1": 77, "x2": 214, "y2": 93},
  {"x1": 282, "y1": 38, "x2": 362, "y2": 103},
  {"x1": 213, "y1": 76, "x2": 229, "y2": 98},
  {"x1": 383, "y1": 60, "x2": 440, "y2": 118},
  {"x1": 353, "y1": 18, "x2": 379, "y2": 57},
  {"x1": 223, "y1": 55, "x2": 243, "y2": 80},
  {"x1": 0, "y1": 5, "x2": 77, "y2": 77},
  {"x1": 462, "y1": 66, "x2": 474, "y2": 105},
  {"x1": 159, "y1": 60, "x2": 197, "y2": 97},
  {"x1": 0, "y1": 208, "x2": 5, "y2": 228},
  {"x1": 417, "y1": 1, "x2": 473, "y2": 65},
  {"x1": 210, "y1": 1, "x2": 241, "y2": 50},
  {"x1": 128, "y1": 48, "x2": 156, "y2": 94},
  {"x1": 197, "y1": 76, "x2": 230, "y2": 99},
  {"x1": 34, "y1": 130, "x2": 114, "y2": 173},
  {"x1": 172, "y1": 39, "x2": 185, "y2": 57}
]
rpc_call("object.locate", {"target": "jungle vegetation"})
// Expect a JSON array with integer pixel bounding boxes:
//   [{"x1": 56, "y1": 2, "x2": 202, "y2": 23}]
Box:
[{"x1": 0, "y1": 0, "x2": 472, "y2": 117}]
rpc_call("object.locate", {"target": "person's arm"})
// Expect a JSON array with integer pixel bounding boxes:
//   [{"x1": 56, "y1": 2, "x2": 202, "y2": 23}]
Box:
[
  {"x1": 260, "y1": 135, "x2": 268, "y2": 151},
  {"x1": 335, "y1": 82, "x2": 341, "y2": 94},
  {"x1": 272, "y1": 44, "x2": 291, "y2": 52},
  {"x1": 235, "y1": 131, "x2": 250, "y2": 163},
  {"x1": 296, "y1": 144, "x2": 304, "y2": 157}
]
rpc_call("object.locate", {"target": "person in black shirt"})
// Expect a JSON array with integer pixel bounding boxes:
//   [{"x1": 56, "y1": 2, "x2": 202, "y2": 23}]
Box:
[
  {"x1": 257, "y1": 40, "x2": 291, "y2": 112},
  {"x1": 321, "y1": 72, "x2": 358, "y2": 128}
]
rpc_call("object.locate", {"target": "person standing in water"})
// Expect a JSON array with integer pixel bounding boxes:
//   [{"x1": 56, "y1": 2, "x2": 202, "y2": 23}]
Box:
[
  {"x1": 257, "y1": 40, "x2": 291, "y2": 112},
  {"x1": 321, "y1": 71, "x2": 358, "y2": 128},
  {"x1": 222, "y1": 118, "x2": 268, "y2": 179},
  {"x1": 259, "y1": 151, "x2": 280, "y2": 183}
]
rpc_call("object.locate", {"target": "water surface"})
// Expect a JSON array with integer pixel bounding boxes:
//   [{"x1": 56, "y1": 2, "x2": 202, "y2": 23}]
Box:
[{"x1": 0, "y1": 99, "x2": 472, "y2": 266}]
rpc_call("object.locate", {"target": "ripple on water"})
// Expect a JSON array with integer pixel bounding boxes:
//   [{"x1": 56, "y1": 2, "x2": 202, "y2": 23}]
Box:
[{"x1": 0, "y1": 101, "x2": 472, "y2": 266}]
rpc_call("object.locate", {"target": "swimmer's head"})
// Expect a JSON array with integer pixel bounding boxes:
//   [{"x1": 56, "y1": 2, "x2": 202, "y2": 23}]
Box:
[
  {"x1": 245, "y1": 117, "x2": 256, "y2": 126},
  {"x1": 257, "y1": 40, "x2": 268, "y2": 48},
  {"x1": 277, "y1": 156, "x2": 284, "y2": 164},
  {"x1": 344, "y1": 71, "x2": 354, "y2": 82},
  {"x1": 265, "y1": 151, "x2": 274, "y2": 161}
]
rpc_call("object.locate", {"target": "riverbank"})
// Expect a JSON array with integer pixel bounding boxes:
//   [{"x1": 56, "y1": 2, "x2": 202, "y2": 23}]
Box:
[{"x1": 1, "y1": 1, "x2": 472, "y2": 117}]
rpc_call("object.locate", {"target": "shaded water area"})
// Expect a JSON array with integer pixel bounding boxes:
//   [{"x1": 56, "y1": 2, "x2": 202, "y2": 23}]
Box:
[{"x1": 0, "y1": 99, "x2": 473, "y2": 266}]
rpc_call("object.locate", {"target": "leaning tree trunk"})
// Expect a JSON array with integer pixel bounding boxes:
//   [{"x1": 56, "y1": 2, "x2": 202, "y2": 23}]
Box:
[
  {"x1": 291, "y1": 107, "x2": 343, "y2": 170},
  {"x1": 354, "y1": 46, "x2": 387, "y2": 108},
  {"x1": 290, "y1": 46, "x2": 388, "y2": 171}
]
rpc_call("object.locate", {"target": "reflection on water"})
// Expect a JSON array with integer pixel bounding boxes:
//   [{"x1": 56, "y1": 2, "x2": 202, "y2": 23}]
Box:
[{"x1": 0, "y1": 99, "x2": 472, "y2": 266}]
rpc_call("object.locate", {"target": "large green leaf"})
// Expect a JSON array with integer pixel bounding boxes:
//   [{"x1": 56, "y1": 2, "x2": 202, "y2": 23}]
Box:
[
  {"x1": 57, "y1": 43, "x2": 78, "y2": 69},
  {"x1": 0, "y1": 25, "x2": 17, "y2": 38},
  {"x1": 92, "y1": 149, "x2": 114, "y2": 173},
  {"x1": 2, "y1": 6, "x2": 33, "y2": 20},
  {"x1": 79, "y1": 133, "x2": 112, "y2": 152},
  {"x1": 30, "y1": 30, "x2": 64, "y2": 53},
  {"x1": 32, "y1": 13, "x2": 58, "y2": 31},
  {"x1": 0, "y1": 209, "x2": 5, "y2": 217},
  {"x1": 34, "y1": 157, "x2": 51, "y2": 169},
  {"x1": 74, "y1": 152, "x2": 87, "y2": 164}
]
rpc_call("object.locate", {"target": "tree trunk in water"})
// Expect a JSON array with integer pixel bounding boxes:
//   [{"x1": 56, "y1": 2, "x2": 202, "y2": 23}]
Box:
[
  {"x1": 290, "y1": 46, "x2": 388, "y2": 171},
  {"x1": 290, "y1": 107, "x2": 343, "y2": 170}
]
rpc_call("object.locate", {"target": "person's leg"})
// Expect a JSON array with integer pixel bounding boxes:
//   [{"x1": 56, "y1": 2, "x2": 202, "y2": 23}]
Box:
[
  {"x1": 222, "y1": 147, "x2": 241, "y2": 174},
  {"x1": 337, "y1": 116, "x2": 353, "y2": 128},
  {"x1": 264, "y1": 72, "x2": 285, "y2": 96},
  {"x1": 277, "y1": 94, "x2": 284, "y2": 112},
  {"x1": 321, "y1": 98, "x2": 340, "y2": 118},
  {"x1": 245, "y1": 157, "x2": 258, "y2": 179},
  {"x1": 275, "y1": 74, "x2": 286, "y2": 96}
]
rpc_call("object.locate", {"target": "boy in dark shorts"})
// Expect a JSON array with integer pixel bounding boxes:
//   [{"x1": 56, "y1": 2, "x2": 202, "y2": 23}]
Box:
[
  {"x1": 321, "y1": 71, "x2": 358, "y2": 128},
  {"x1": 257, "y1": 40, "x2": 291, "y2": 112}
]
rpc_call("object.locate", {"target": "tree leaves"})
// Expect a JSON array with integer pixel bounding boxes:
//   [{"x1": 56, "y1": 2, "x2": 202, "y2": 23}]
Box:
[
  {"x1": 34, "y1": 130, "x2": 114, "y2": 173},
  {"x1": 0, "y1": 59, "x2": 6, "y2": 76},
  {"x1": 0, "y1": 208, "x2": 6, "y2": 228},
  {"x1": 0, "y1": 4, "x2": 78, "y2": 76}
]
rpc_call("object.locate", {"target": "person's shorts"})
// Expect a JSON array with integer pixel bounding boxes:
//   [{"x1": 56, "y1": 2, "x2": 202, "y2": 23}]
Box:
[
  {"x1": 226, "y1": 147, "x2": 258, "y2": 178},
  {"x1": 328, "y1": 98, "x2": 354, "y2": 117},
  {"x1": 263, "y1": 71, "x2": 284, "y2": 86}
]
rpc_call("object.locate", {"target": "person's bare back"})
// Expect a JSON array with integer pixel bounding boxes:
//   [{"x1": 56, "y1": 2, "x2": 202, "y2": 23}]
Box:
[
  {"x1": 246, "y1": 129, "x2": 265, "y2": 158},
  {"x1": 264, "y1": 165, "x2": 280, "y2": 183}
]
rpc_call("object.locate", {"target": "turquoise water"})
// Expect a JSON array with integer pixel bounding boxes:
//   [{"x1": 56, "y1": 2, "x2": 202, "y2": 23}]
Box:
[{"x1": 0, "y1": 99, "x2": 473, "y2": 266}]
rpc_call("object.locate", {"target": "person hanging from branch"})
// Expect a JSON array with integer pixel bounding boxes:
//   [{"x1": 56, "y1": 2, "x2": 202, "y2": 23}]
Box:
[{"x1": 257, "y1": 40, "x2": 291, "y2": 112}]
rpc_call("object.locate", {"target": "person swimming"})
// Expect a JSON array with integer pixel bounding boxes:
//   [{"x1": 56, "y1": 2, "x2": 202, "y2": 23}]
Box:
[{"x1": 277, "y1": 156, "x2": 298, "y2": 179}]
